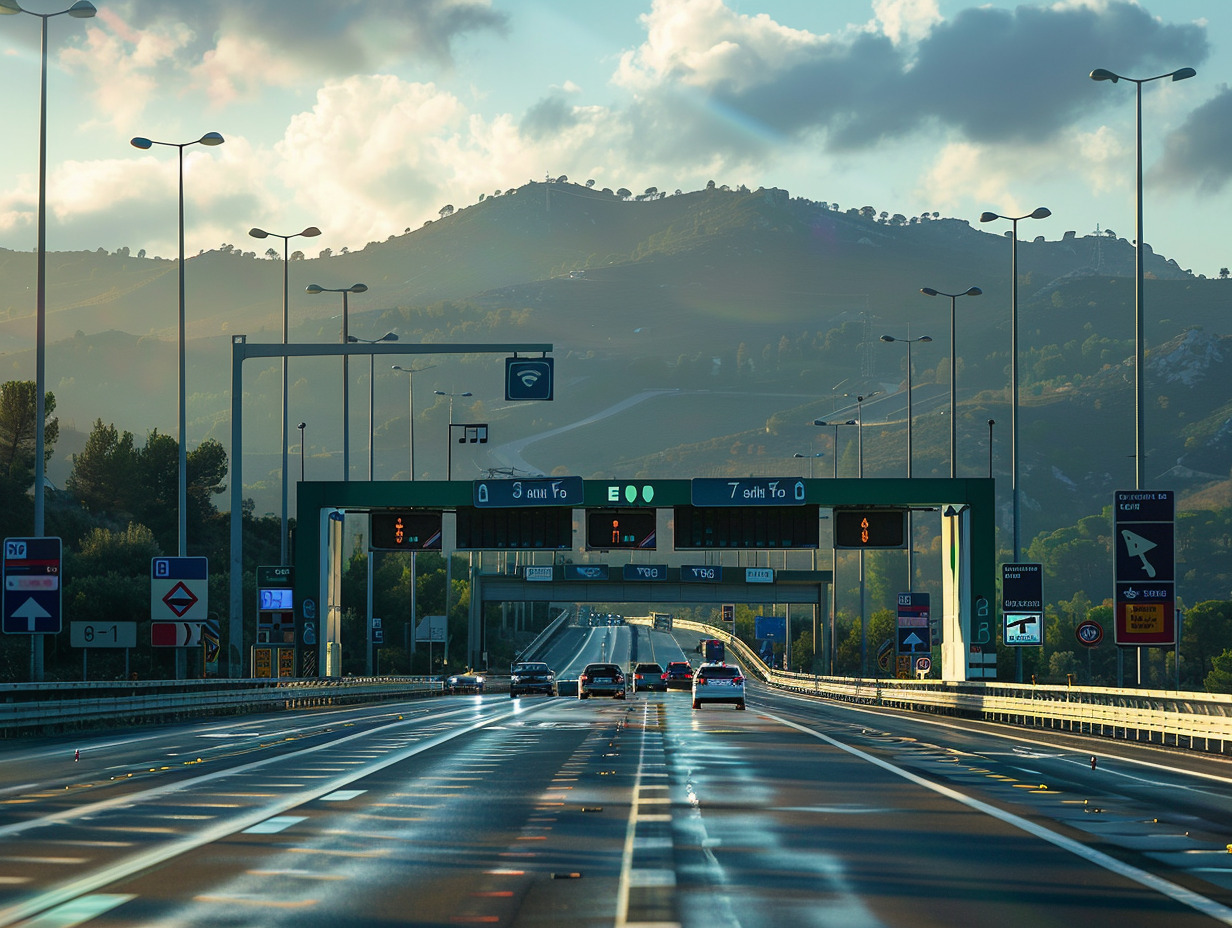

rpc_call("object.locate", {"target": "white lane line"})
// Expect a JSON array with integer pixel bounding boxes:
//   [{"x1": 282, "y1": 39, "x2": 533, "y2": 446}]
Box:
[
  {"x1": 0, "y1": 703, "x2": 549, "y2": 928},
  {"x1": 15, "y1": 894, "x2": 134, "y2": 928},
  {"x1": 242, "y1": 816, "x2": 306, "y2": 835},
  {"x1": 765, "y1": 709, "x2": 1232, "y2": 926}
]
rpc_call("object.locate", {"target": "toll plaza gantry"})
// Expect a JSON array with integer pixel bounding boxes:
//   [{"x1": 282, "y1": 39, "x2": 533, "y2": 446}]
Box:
[{"x1": 288, "y1": 476, "x2": 994, "y2": 683}]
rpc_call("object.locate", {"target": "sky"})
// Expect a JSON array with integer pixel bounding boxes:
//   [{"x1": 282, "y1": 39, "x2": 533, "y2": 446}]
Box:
[{"x1": 0, "y1": 0, "x2": 1229, "y2": 277}]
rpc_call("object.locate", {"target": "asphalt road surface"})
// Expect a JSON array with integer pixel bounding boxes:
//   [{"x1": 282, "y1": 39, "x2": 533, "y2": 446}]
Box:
[{"x1": 4, "y1": 631, "x2": 1232, "y2": 927}]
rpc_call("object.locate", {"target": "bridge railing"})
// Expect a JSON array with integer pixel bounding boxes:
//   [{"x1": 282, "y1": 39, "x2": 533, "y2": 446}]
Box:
[{"x1": 661, "y1": 618, "x2": 1232, "y2": 755}]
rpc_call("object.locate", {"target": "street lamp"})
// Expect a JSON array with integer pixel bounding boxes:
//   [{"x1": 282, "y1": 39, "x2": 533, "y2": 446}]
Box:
[
  {"x1": 1090, "y1": 65, "x2": 1196, "y2": 490},
  {"x1": 249, "y1": 224, "x2": 320, "y2": 563},
  {"x1": 297, "y1": 422, "x2": 306, "y2": 481},
  {"x1": 920, "y1": 286, "x2": 981, "y2": 477},
  {"x1": 979, "y1": 207, "x2": 1049, "y2": 563},
  {"x1": 392, "y1": 364, "x2": 436, "y2": 480},
  {"x1": 813, "y1": 419, "x2": 856, "y2": 478},
  {"x1": 792, "y1": 452, "x2": 824, "y2": 478},
  {"x1": 1, "y1": 0, "x2": 94, "y2": 548},
  {"x1": 347, "y1": 332, "x2": 398, "y2": 479},
  {"x1": 306, "y1": 282, "x2": 368, "y2": 481},
  {"x1": 987, "y1": 419, "x2": 996, "y2": 479},
  {"x1": 880, "y1": 335, "x2": 931, "y2": 592},
  {"x1": 434, "y1": 390, "x2": 472, "y2": 479},
  {"x1": 130, "y1": 130, "x2": 225, "y2": 558},
  {"x1": 812, "y1": 417, "x2": 857, "y2": 676}
]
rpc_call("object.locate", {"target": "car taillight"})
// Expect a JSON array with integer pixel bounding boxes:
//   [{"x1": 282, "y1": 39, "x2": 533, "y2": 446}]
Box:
[
  {"x1": 579, "y1": 674, "x2": 588, "y2": 683},
  {"x1": 733, "y1": 676, "x2": 744, "y2": 685},
  {"x1": 661, "y1": 672, "x2": 668, "y2": 681}
]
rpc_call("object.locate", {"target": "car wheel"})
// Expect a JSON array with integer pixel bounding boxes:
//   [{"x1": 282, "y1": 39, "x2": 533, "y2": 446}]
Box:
[
  {"x1": 692, "y1": 701, "x2": 700, "y2": 710},
  {"x1": 615, "y1": 691, "x2": 626, "y2": 700},
  {"x1": 510, "y1": 692, "x2": 518, "y2": 698},
  {"x1": 736, "y1": 701, "x2": 746, "y2": 710}
]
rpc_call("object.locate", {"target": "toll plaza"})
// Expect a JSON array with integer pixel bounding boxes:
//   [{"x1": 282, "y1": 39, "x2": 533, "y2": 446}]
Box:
[{"x1": 286, "y1": 476, "x2": 994, "y2": 682}]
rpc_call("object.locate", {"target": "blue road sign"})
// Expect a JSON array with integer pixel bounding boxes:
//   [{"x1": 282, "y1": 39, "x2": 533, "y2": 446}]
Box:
[{"x1": 3, "y1": 537, "x2": 62, "y2": 634}]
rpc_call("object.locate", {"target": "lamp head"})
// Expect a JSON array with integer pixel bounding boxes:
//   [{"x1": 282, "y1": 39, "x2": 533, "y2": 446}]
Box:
[
  {"x1": 1030, "y1": 207, "x2": 1051, "y2": 220},
  {"x1": 919, "y1": 335, "x2": 933, "y2": 343},
  {"x1": 346, "y1": 335, "x2": 358, "y2": 343},
  {"x1": 979, "y1": 211, "x2": 999, "y2": 223},
  {"x1": 813, "y1": 419, "x2": 828, "y2": 426},
  {"x1": 248, "y1": 228, "x2": 269, "y2": 239},
  {"x1": 1171, "y1": 67, "x2": 1196, "y2": 82},
  {"x1": 305, "y1": 284, "x2": 324, "y2": 294},
  {"x1": 987, "y1": 418, "x2": 996, "y2": 426},
  {"x1": 0, "y1": 2, "x2": 23, "y2": 15},
  {"x1": 380, "y1": 332, "x2": 399, "y2": 342},
  {"x1": 920, "y1": 287, "x2": 939, "y2": 297},
  {"x1": 130, "y1": 137, "x2": 153, "y2": 150},
  {"x1": 348, "y1": 283, "x2": 368, "y2": 293},
  {"x1": 199, "y1": 132, "x2": 225, "y2": 146},
  {"x1": 68, "y1": 1, "x2": 96, "y2": 17},
  {"x1": 1089, "y1": 68, "x2": 1119, "y2": 83},
  {"x1": 301, "y1": 226, "x2": 322, "y2": 237},
  {"x1": 965, "y1": 286, "x2": 983, "y2": 296},
  {"x1": 297, "y1": 422, "x2": 306, "y2": 430},
  {"x1": 880, "y1": 335, "x2": 895, "y2": 343}
]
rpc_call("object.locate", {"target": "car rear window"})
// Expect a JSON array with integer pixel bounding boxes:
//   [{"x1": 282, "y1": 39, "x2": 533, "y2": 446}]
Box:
[
  {"x1": 699, "y1": 666, "x2": 740, "y2": 679},
  {"x1": 586, "y1": 664, "x2": 621, "y2": 674},
  {"x1": 636, "y1": 664, "x2": 663, "y2": 673}
]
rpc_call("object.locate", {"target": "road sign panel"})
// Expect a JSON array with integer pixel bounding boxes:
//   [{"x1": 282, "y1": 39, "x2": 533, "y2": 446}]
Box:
[
  {"x1": 151, "y1": 557, "x2": 208, "y2": 623},
  {"x1": 3, "y1": 536, "x2": 62, "y2": 634},
  {"x1": 71, "y1": 621, "x2": 138, "y2": 648},
  {"x1": 151, "y1": 621, "x2": 203, "y2": 647},
  {"x1": 1075, "y1": 620, "x2": 1104, "y2": 647},
  {"x1": 505, "y1": 356, "x2": 554, "y2": 401},
  {"x1": 691, "y1": 477, "x2": 807, "y2": 507},
  {"x1": 1114, "y1": 489, "x2": 1174, "y2": 523},
  {"x1": 1003, "y1": 613, "x2": 1043, "y2": 646},
  {"x1": 1115, "y1": 522, "x2": 1174, "y2": 582},
  {"x1": 1113, "y1": 489, "x2": 1175, "y2": 647},
  {"x1": 473, "y1": 477, "x2": 583, "y2": 508},
  {"x1": 1001, "y1": 563, "x2": 1043, "y2": 613}
]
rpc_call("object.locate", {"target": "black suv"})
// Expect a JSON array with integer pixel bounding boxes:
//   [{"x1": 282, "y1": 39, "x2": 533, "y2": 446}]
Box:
[
  {"x1": 510, "y1": 661, "x2": 556, "y2": 698},
  {"x1": 664, "y1": 661, "x2": 693, "y2": 690},
  {"x1": 578, "y1": 663, "x2": 626, "y2": 699},
  {"x1": 632, "y1": 662, "x2": 666, "y2": 692}
]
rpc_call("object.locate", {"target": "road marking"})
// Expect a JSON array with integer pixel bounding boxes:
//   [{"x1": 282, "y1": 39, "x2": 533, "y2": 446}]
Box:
[
  {"x1": 14, "y1": 893, "x2": 133, "y2": 928},
  {"x1": 242, "y1": 816, "x2": 306, "y2": 834},
  {"x1": 765, "y1": 709, "x2": 1232, "y2": 926}
]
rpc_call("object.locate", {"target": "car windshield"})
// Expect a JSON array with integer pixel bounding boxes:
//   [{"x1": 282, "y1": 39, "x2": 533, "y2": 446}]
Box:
[{"x1": 668, "y1": 663, "x2": 689, "y2": 671}]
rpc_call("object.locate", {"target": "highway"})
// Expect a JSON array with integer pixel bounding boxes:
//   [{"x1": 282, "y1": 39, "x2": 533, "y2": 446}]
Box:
[{"x1": 4, "y1": 623, "x2": 1232, "y2": 927}]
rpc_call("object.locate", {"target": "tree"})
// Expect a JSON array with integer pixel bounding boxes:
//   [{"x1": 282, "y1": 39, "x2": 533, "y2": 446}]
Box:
[
  {"x1": 1220, "y1": 267, "x2": 1229, "y2": 279},
  {"x1": 290, "y1": 250, "x2": 305, "y2": 261},
  {"x1": 0, "y1": 381, "x2": 58, "y2": 536},
  {"x1": 585, "y1": 179, "x2": 595, "y2": 188},
  {"x1": 65, "y1": 419, "x2": 138, "y2": 516},
  {"x1": 616, "y1": 188, "x2": 632, "y2": 199},
  {"x1": 439, "y1": 205, "x2": 455, "y2": 219},
  {"x1": 265, "y1": 248, "x2": 279, "y2": 260}
]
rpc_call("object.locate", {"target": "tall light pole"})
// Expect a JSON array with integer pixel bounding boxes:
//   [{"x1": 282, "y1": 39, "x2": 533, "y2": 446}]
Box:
[
  {"x1": 249, "y1": 225, "x2": 320, "y2": 563},
  {"x1": 979, "y1": 207, "x2": 1049, "y2": 564},
  {"x1": 297, "y1": 422, "x2": 306, "y2": 482},
  {"x1": 347, "y1": 332, "x2": 398, "y2": 479},
  {"x1": 130, "y1": 130, "x2": 225, "y2": 558},
  {"x1": 880, "y1": 335, "x2": 932, "y2": 591},
  {"x1": 813, "y1": 417, "x2": 857, "y2": 676},
  {"x1": 1090, "y1": 65, "x2": 1195, "y2": 490},
  {"x1": 920, "y1": 286, "x2": 981, "y2": 478},
  {"x1": 792, "y1": 452, "x2": 824, "y2": 477},
  {"x1": 306, "y1": 283, "x2": 367, "y2": 481},
  {"x1": 434, "y1": 390, "x2": 472, "y2": 479},
  {"x1": 392, "y1": 364, "x2": 435, "y2": 480},
  {"x1": 2, "y1": 0, "x2": 94, "y2": 684},
  {"x1": 987, "y1": 419, "x2": 996, "y2": 479}
]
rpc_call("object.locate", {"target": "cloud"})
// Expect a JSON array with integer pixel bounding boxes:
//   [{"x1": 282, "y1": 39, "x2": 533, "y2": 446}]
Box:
[
  {"x1": 606, "y1": 0, "x2": 1209, "y2": 163},
  {"x1": 1153, "y1": 85, "x2": 1232, "y2": 194},
  {"x1": 872, "y1": 0, "x2": 941, "y2": 46}
]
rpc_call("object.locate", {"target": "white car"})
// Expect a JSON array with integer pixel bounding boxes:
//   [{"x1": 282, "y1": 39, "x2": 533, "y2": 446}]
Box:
[{"x1": 691, "y1": 662, "x2": 746, "y2": 710}]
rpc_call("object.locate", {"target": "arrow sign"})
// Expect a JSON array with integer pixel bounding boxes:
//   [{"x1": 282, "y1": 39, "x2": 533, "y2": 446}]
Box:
[{"x1": 10, "y1": 596, "x2": 52, "y2": 632}]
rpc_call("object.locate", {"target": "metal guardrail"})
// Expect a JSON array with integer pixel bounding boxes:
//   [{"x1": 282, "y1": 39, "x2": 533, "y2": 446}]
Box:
[
  {"x1": 515, "y1": 608, "x2": 572, "y2": 663},
  {"x1": 660, "y1": 618, "x2": 1232, "y2": 755},
  {"x1": 0, "y1": 677, "x2": 443, "y2": 738}
]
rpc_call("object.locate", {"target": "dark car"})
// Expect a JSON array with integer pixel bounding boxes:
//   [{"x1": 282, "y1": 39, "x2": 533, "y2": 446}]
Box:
[
  {"x1": 578, "y1": 662, "x2": 626, "y2": 699},
  {"x1": 510, "y1": 661, "x2": 556, "y2": 698},
  {"x1": 632, "y1": 662, "x2": 666, "y2": 693},
  {"x1": 664, "y1": 661, "x2": 693, "y2": 690},
  {"x1": 443, "y1": 671, "x2": 485, "y2": 694}
]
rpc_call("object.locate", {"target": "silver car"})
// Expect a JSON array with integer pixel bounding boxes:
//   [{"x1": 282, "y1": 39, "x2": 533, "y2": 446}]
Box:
[{"x1": 691, "y1": 662, "x2": 745, "y2": 710}]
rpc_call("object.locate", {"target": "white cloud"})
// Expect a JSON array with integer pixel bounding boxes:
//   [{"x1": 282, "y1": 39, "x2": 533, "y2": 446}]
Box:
[{"x1": 872, "y1": 0, "x2": 941, "y2": 46}]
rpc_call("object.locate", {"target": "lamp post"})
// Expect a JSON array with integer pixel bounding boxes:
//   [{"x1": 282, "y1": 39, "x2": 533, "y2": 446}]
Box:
[
  {"x1": 987, "y1": 419, "x2": 996, "y2": 479},
  {"x1": 978, "y1": 208, "x2": 1049, "y2": 565},
  {"x1": 249, "y1": 225, "x2": 320, "y2": 563},
  {"x1": 434, "y1": 390, "x2": 472, "y2": 479},
  {"x1": 130, "y1": 130, "x2": 225, "y2": 559},
  {"x1": 792, "y1": 452, "x2": 824, "y2": 478},
  {"x1": 306, "y1": 283, "x2": 367, "y2": 480},
  {"x1": 880, "y1": 335, "x2": 931, "y2": 592},
  {"x1": 347, "y1": 332, "x2": 398, "y2": 480},
  {"x1": 920, "y1": 287, "x2": 981, "y2": 477},
  {"x1": 298, "y1": 422, "x2": 306, "y2": 481},
  {"x1": 1090, "y1": 66, "x2": 1195, "y2": 490},
  {"x1": 391, "y1": 364, "x2": 435, "y2": 480},
  {"x1": 813, "y1": 417, "x2": 858, "y2": 676},
  {"x1": 1, "y1": 0, "x2": 95, "y2": 549}
]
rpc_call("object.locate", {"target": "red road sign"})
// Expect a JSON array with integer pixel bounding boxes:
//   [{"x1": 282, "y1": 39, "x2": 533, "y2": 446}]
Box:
[{"x1": 151, "y1": 622, "x2": 203, "y2": 647}]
